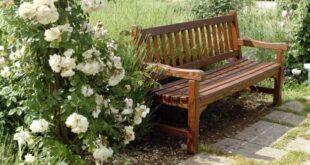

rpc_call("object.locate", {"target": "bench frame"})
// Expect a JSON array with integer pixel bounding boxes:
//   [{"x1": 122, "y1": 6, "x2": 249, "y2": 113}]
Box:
[{"x1": 132, "y1": 11, "x2": 288, "y2": 154}]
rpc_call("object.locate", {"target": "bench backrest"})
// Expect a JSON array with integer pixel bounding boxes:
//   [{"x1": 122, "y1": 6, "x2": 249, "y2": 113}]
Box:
[{"x1": 132, "y1": 11, "x2": 242, "y2": 69}]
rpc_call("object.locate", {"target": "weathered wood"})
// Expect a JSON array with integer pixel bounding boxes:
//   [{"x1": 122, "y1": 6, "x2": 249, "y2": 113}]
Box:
[
  {"x1": 238, "y1": 39, "x2": 288, "y2": 52},
  {"x1": 194, "y1": 27, "x2": 202, "y2": 58},
  {"x1": 181, "y1": 30, "x2": 190, "y2": 63},
  {"x1": 222, "y1": 23, "x2": 230, "y2": 52},
  {"x1": 175, "y1": 32, "x2": 183, "y2": 65},
  {"x1": 152, "y1": 35, "x2": 160, "y2": 63},
  {"x1": 228, "y1": 11, "x2": 242, "y2": 59},
  {"x1": 206, "y1": 25, "x2": 214, "y2": 56},
  {"x1": 132, "y1": 11, "x2": 287, "y2": 154},
  {"x1": 187, "y1": 80, "x2": 200, "y2": 154},
  {"x1": 188, "y1": 29, "x2": 196, "y2": 61},
  {"x1": 212, "y1": 24, "x2": 219, "y2": 55},
  {"x1": 200, "y1": 27, "x2": 207, "y2": 56},
  {"x1": 167, "y1": 33, "x2": 177, "y2": 66},
  {"x1": 218, "y1": 23, "x2": 224, "y2": 53},
  {"x1": 148, "y1": 63, "x2": 204, "y2": 81},
  {"x1": 141, "y1": 15, "x2": 233, "y2": 37},
  {"x1": 160, "y1": 34, "x2": 169, "y2": 65}
]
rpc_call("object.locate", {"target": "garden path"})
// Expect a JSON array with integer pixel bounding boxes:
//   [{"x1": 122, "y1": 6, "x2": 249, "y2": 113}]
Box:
[{"x1": 182, "y1": 100, "x2": 310, "y2": 165}]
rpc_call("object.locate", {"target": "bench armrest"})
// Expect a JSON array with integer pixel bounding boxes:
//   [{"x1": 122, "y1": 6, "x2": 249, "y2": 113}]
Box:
[
  {"x1": 147, "y1": 63, "x2": 204, "y2": 81},
  {"x1": 238, "y1": 38, "x2": 288, "y2": 51}
]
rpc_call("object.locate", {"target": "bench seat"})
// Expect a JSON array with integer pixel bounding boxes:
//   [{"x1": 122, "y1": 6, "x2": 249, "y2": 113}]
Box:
[{"x1": 153, "y1": 60, "x2": 280, "y2": 109}]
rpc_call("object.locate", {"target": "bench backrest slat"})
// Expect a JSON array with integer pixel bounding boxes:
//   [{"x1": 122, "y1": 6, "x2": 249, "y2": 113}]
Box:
[{"x1": 132, "y1": 11, "x2": 241, "y2": 69}]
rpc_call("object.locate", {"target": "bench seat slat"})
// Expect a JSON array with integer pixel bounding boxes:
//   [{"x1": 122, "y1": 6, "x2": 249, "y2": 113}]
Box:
[
  {"x1": 160, "y1": 60, "x2": 258, "y2": 97},
  {"x1": 153, "y1": 61, "x2": 280, "y2": 108},
  {"x1": 151, "y1": 59, "x2": 247, "y2": 93}
]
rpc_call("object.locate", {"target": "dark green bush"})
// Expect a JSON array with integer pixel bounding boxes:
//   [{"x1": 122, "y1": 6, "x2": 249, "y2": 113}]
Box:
[
  {"x1": 277, "y1": 0, "x2": 310, "y2": 80},
  {"x1": 191, "y1": 0, "x2": 255, "y2": 19}
]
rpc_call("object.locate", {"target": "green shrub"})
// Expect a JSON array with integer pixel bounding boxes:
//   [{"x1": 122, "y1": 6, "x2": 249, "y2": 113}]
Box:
[
  {"x1": 0, "y1": 0, "x2": 155, "y2": 164},
  {"x1": 277, "y1": 0, "x2": 310, "y2": 80},
  {"x1": 191, "y1": 0, "x2": 255, "y2": 19}
]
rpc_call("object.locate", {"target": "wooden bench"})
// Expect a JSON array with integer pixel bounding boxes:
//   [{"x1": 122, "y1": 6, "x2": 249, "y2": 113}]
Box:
[{"x1": 131, "y1": 11, "x2": 288, "y2": 154}]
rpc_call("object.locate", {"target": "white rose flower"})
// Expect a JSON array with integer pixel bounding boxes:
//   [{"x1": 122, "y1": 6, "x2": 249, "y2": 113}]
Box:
[
  {"x1": 57, "y1": 161, "x2": 68, "y2": 165},
  {"x1": 110, "y1": 106, "x2": 119, "y2": 114},
  {"x1": 103, "y1": 99, "x2": 109, "y2": 108},
  {"x1": 281, "y1": 10, "x2": 289, "y2": 18},
  {"x1": 58, "y1": 23, "x2": 73, "y2": 33},
  {"x1": 13, "y1": 131, "x2": 32, "y2": 146},
  {"x1": 0, "y1": 0, "x2": 14, "y2": 7},
  {"x1": 92, "y1": 145, "x2": 113, "y2": 161},
  {"x1": 44, "y1": 27, "x2": 61, "y2": 42},
  {"x1": 107, "y1": 41, "x2": 118, "y2": 50},
  {"x1": 133, "y1": 115, "x2": 142, "y2": 125},
  {"x1": 49, "y1": 54, "x2": 62, "y2": 73},
  {"x1": 60, "y1": 56, "x2": 76, "y2": 69},
  {"x1": 61, "y1": 69, "x2": 75, "y2": 77},
  {"x1": 64, "y1": 49, "x2": 74, "y2": 57},
  {"x1": 65, "y1": 112, "x2": 89, "y2": 134},
  {"x1": 124, "y1": 85, "x2": 131, "y2": 92},
  {"x1": 77, "y1": 61, "x2": 100, "y2": 76},
  {"x1": 93, "y1": 22, "x2": 108, "y2": 39},
  {"x1": 25, "y1": 153, "x2": 35, "y2": 163},
  {"x1": 29, "y1": 119, "x2": 49, "y2": 133},
  {"x1": 82, "y1": 49, "x2": 93, "y2": 59},
  {"x1": 124, "y1": 126, "x2": 135, "y2": 144},
  {"x1": 18, "y1": 2, "x2": 37, "y2": 19},
  {"x1": 122, "y1": 108, "x2": 133, "y2": 115},
  {"x1": 108, "y1": 69, "x2": 125, "y2": 86},
  {"x1": 92, "y1": 106, "x2": 101, "y2": 119},
  {"x1": 81, "y1": 85, "x2": 94, "y2": 97},
  {"x1": 133, "y1": 104, "x2": 150, "y2": 125},
  {"x1": 0, "y1": 57, "x2": 6, "y2": 67},
  {"x1": 9, "y1": 46, "x2": 26, "y2": 60},
  {"x1": 36, "y1": 5, "x2": 59, "y2": 25},
  {"x1": 0, "y1": 66, "x2": 10, "y2": 78},
  {"x1": 81, "y1": 0, "x2": 104, "y2": 13},
  {"x1": 292, "y1": 68, "x2": 302, "y2": 76},
  {"x1": 124, "y1": 98, "x2": 133, "y2": 108},
  {"x1": 95, "y1": 95, "x2": 104, "y2": 105},
  {"x1": 33, "y1": 0, "x2": 57, "y2": 6},
  {"x1": 111, "y1": 56, "x2": 122, "y2": 69}
]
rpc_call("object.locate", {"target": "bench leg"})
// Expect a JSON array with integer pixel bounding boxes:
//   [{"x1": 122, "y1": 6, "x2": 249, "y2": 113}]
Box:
[
  {"x1": 273, "y1": 69, "x2": 283, "y2": 106},
  {"x1": 187, "y1": 105, "x2": 202, "y2": 154},
  {"x1": 187, "y1": 80, "x2": 200, "y2": 154}
]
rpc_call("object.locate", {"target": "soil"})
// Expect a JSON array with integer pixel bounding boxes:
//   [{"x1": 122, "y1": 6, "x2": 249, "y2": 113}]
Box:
[{"x1": 111, "y1": 92, "x2": 273, "y2": 165}]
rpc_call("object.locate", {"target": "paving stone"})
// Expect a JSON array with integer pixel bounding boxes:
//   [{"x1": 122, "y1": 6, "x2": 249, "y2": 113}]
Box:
[
  {"x1": 255, "y1": 147, "x2": 287, "y2": 159},
  {"x1": 252, "y1": 123, "x2": 290, "y2": 146},
  {"x1": 181, "y1": 154, "x2": 234, "y2": 165},
  {"x1": 286, "y1": 138, "x2": 310, "y2": 153},
  {"x1": 210, "y1": 138, "x2": 246, "y2": 153},
  {"x1": 279, "y1": 101, "x2": 305, "y2": 113},
  {"x1": 264, "y1": 111, "x2": 305, "y2": 126},
  {"x1": 234, "y1": 121, "x2": 290, "y2": 146}
]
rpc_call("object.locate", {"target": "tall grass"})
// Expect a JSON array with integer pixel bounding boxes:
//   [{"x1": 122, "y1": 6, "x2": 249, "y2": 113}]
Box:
[
  {"x1": 90, "y1": 0, "x2": 192, "y2": 38},
  {"x1": 0, "y1": 132, "x2": 17, "y2": 164},
  {"x1": 238, "y1": 7, "x2": 288, "y2": 61}
]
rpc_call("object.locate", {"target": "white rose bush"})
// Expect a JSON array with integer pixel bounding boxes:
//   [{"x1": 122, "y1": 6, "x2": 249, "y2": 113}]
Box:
[{"x1": 0, "y1": 0, "x2": 155, "y2": 164}]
